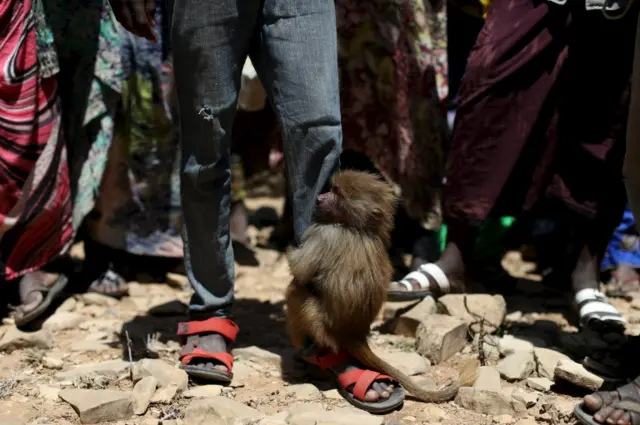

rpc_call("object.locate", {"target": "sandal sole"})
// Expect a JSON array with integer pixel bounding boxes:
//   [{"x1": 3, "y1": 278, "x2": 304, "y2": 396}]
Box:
[
  {"x1": 386, "y1": 290, "x2": 433, "y2": 302},
  {"x1": 180, "y1": 365, "x2": 233, "y2": 384},
  {"x1": 14, "y1": 275, "x2": 69, "y2": 328},
  {"x1": 574, "y1": 403, "x2": 601, "y2": 425}
]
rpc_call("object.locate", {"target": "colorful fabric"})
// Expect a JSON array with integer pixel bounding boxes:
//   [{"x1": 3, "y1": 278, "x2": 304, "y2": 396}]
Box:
[
  {"x1": 603, "y1": 204, "x2": 640, "y2": 270},
  {"x1": 87, "y1": 4, "x2": 183, "y2": 257},
  {"x1": 0, "y1": 0, "x2": 73, "y2": 280},
  {"x1": 336, "y1": 0, "x2": 449, "y2": 224},
  {"x1": 41, "y1": 0, "x2": 122, "y2": 234}
]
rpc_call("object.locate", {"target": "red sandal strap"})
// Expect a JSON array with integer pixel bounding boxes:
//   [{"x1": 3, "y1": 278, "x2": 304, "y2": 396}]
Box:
[
  {"x1": 179, "y1": 348, "x2": 234, "y2": 371},
  {"x1": 176, "y1": 318, "x2": 239, "y2": 341},
  {"x1": 338, "y1": 369, "x2": 396, "y2": 402},
  {"x1": 314, "y1": 349, "x2": 351, "y2": 370}
]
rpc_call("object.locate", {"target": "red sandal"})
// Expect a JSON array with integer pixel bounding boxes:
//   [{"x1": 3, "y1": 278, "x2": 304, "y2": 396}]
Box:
[
  {"x1": 177, "y1": 317, "x2": 239, "y2": 383},
  {"x1": 314, "y1": 349, "x2": 405, "y2": 414}
]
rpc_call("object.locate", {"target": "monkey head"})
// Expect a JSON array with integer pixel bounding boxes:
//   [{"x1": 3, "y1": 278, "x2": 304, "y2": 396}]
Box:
[{"x1": 314, "y1": 170, "x2": 398, "y2": 241}]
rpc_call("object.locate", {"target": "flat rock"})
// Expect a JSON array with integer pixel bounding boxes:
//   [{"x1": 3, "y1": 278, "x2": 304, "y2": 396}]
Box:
[
  {"x1": 55, "y1": 359, "x2": 130, "y2": 380},
  {"x1": 288, "y1": 407, "x2": 383, "y2": 425},
  {"x1": 38, "y1": 385, "x2": 61, "y2": 401},
  {"x1": 183, "y1": 397, "x2": 262, "y2": 424},
  {"x1": 284, "y1": 384, "x2": 322, "y2": 400},
  {"x1": 514, "y1": 420, "x2": 538, "y2": 425},
  {"x1": 498, "y1": 335, "x2": 535, "y2": 356},
  {"x1": 385, "y1": 297, "x2": 437, "y2": 337},
  {"x1": 526, "y1": 377, "x2": 553, "y2": 392},
  {"x1": 232, "y1": 346, "x2": 282, "y2": 366},
  {"x1": 437, "y1": 294, "x2": 506, "y2": 333},
  {"x1": 132, "y1": 359, "x2": 188, "y2": 391},
  {"x1": 378, "y1": 351, "x2": 429, "y2": 376},
  {"x1": 493, "y1": 414, "x2": 515, "y2": 424},
  {"x1": 42, "y1": 355, "x2": 64, "y2": 369},
  {"x1": 0, "y1": 327, "x2": 53, "y2": 353},
  {"x1": 323, "y1": 389, "x2": 341, "y2": 399},
  {"x1": 58, "y1": 389, "x2": 133, "y2": 424},
  {"x1": 150, "y1": 384, "x2": 178, "y2": 404},
  {"x1": 454, "y1": 387, "x2": 522, "y2": 416},
  {"x1": 132, "y1": 376, "x2": 157, "y2": 415},
  {"x1": 512, "y1": 389, "x2": 539, "y2": 407},
  {"x1": 554, "y1": 359, "x2": 604, "y2": 391},
  {"x1": 183, "y1": 385, "x2": 223, "y2": 398},
  {"x1": 533, "y1": 348, "x2": 570, "y2": 379},
  {"x1": 473, "y1": 366, "x2": 502, "y2": 392},
  {"x1": 415, "y1": 314, "x2": 468, "y2": 364},
  {"x1": 43, "y1": 312, "x2": 84, "y2": 331},
  {"x1": 497, "y1": 352, "x2": 535, "y2": 381},
  {"x1": 56, "y1": 297, "x2": 78, "y2": 313},
  {"x1": 78, "y1": 293, "x2": 117, "y2": 307}
]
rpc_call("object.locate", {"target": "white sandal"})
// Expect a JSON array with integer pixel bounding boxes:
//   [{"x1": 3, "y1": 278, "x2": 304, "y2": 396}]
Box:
[
  {"x1": 575, "y1": 288, "x2": 626, "y2": 331},
  {"x1": 388, "y1": 263, "x2": 451, "y2": 301}
]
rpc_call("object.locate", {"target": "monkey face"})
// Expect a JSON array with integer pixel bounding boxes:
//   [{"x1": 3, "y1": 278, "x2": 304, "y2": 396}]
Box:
[{"x1": 314, "y1": 170, "x2": 397, "y2": 240}]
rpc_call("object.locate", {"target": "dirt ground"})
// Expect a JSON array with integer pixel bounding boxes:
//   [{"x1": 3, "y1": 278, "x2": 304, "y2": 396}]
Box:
[{"x1": 0, "y1": 195, "x2": 638, "y2": 425}]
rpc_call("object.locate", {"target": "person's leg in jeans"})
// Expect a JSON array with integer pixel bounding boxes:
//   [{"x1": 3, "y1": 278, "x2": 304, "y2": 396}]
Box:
[
  {"x1": 169, "y1": 0, "x2": 262, "y2": 381},
  {"x1": 248, "y1": 0, "x2": 399, "y2": 406}
]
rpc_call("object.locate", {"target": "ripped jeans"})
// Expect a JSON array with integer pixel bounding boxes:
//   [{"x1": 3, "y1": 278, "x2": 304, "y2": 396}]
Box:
[{"x1": 168, "y1": 0, "x2": 342, "y2": 317}]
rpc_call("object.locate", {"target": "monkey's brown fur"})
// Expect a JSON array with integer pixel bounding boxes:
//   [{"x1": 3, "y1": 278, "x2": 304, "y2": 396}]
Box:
[{"x1": 285, "y1": 170, "x2": 474, "y2": 403}]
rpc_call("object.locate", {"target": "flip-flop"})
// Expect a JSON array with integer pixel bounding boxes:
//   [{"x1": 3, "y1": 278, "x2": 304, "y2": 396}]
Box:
[
  {"x1": 13, "y1": 273, "x2": 69, "y2": 328},
  {"x1": 177, "y1": 317, "x2": 239, "y2": 383},
  {"x1": 388, "y1": 263, "x2": 450, "y2": 301},
  {"x1": 574, "y1": 381, "x2": 640, "y2": 425},
  {"x1": 88, "y1": 267, "x2": 129, "y2": 299},
  {"x1": 313, "y1": 349, "x2": 405, "y2": 414},
  {"x1": 574, "y1": 288, "x2": 626, "y2": 332}
]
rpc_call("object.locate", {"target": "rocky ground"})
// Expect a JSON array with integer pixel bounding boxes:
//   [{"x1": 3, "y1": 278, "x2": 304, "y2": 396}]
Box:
[{"x1": 0, "y1": 196, "x2": 638, "y2": 425}]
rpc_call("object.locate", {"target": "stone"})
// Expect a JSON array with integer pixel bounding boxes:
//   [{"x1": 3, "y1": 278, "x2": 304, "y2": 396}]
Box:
[
  {"x1": 526, "y1": 377, "x2": 553, "y2": 392},
  {"x1": 415, "y1": 314, "x2": 468, "y2": 364},
  {"x1": 150, "y1": 385, "x2": 178, "y2": 404},
  {"x1": 56, "y1": 297, "x2": 78, "y2": 313},
  {"x1": 42, "y1": 355, "x2": 64, "y2": 369},
  {"x1": 132, "y1": 359, "x2": 188, "y2": 391},
  {"x1": 43, "y1": 312, "x2": 84, "y2": 331},
  {"x1": 498, "y1": 335, "x2": 535, "y2": 356},
  {"x1": 323, "y1": 389, "x2": 342, "y2": 399},
  {"x1": 58, "y1": 389, "x2": 133, "y2": 424},
  {"x1": 423, "y1": 405, "x2": 447, "y2": 421},
  {"x1": 55, "y1": 359, "x2": 130, "y2": 380},
  {"x1": 132, "y1": 376, "x2": 157, "y2": 415},
  {"x1": 497, "y1": 352, "x2": 535, "y2": 381},
  {"x1": 288, "y1": 407, "x2": 384, "y2": 425},
  {"x1": 69, "y1": 341, "x2": 111, "y2": 352},
  {"x1": 0, "y1": 327, "x2": 53, "y2": 353},
  {"x1": 79, "y1": 293, "x2": 117, "y2": 307},
  {"x1": 493, "y1": 414, "x2": 514, "y2": 424},
  {"x1": 183, "y1": 385, "x2": 223, "y2": 398},
  {"x1": 554, "y1": 359, "x2": 604, "y2": 391},
  {"x1": 454, "y1": 387, "x2": 520, "y2": 416},
  {"x1": 511, "y1": 389, "x2": 539, "y2": 408},
  {"x1": 183, "y1": 397, "x2": 262, "y2": 424},
  {"x1": 473, "y1": 366, "x2": 502, "y2": 392},
  {"x1": 385, "y1": 297, "x2": 437, "y2": 337},
  {"x1": 230, "y1": 362, "x2": 259, "y2": 386},
  {"x1": 533, "y1": 348, "x2": 570, "y2": 379},
  {"x1": 284, "y1": 384, "x2": 322, "y2": 400},
  {"x1": 437, "y1": 294, "x2": 506, "y2": 333},
  {"x1": 378, "y1": 352, "x2": 429, "y2": 376},
  {"x1": 232, "y1": 346, "x2": 282, "y2": 366},
  {"x1": 38, "y1": 385, "x2": 61, "y2": 401}
]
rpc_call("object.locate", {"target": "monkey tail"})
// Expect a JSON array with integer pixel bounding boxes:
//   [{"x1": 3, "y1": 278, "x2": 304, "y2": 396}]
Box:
[{"x1": 346, "y1": 342, "x2": 478, "y2": 403}]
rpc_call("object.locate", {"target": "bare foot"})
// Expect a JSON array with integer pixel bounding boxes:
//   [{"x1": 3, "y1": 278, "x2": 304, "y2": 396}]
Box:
[
  {"x1": 230, "y1": 201, "x2": 250, "y2": 245},
  {"x1": 581, "y1": 377, "x2": 640, "y2": 425},
  {"x1": 89, "y1": 268, "x2": 129, "y2": 298},
  {"x1": 181, "y1": 333, "x2": 230, "y2": 373},
  {"x1": 301, "y1": 354, "x2": 393, "y2": 402}
]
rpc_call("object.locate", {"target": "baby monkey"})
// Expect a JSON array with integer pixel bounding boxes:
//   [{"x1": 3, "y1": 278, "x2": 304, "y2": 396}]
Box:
[{"x1": 285, "y1": 170, "x2": 473, "y2": 410}]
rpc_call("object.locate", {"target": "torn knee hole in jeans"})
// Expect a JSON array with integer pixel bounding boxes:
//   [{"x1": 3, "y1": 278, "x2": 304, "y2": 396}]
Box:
[{"x1": 198, "y1": 105, "x2": 214, "y2": 121}]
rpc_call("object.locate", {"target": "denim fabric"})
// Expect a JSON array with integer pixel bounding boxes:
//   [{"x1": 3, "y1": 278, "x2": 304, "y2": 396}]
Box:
[{"x1": 168, "y1": 0, "x2": 342, "y2": 317}]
